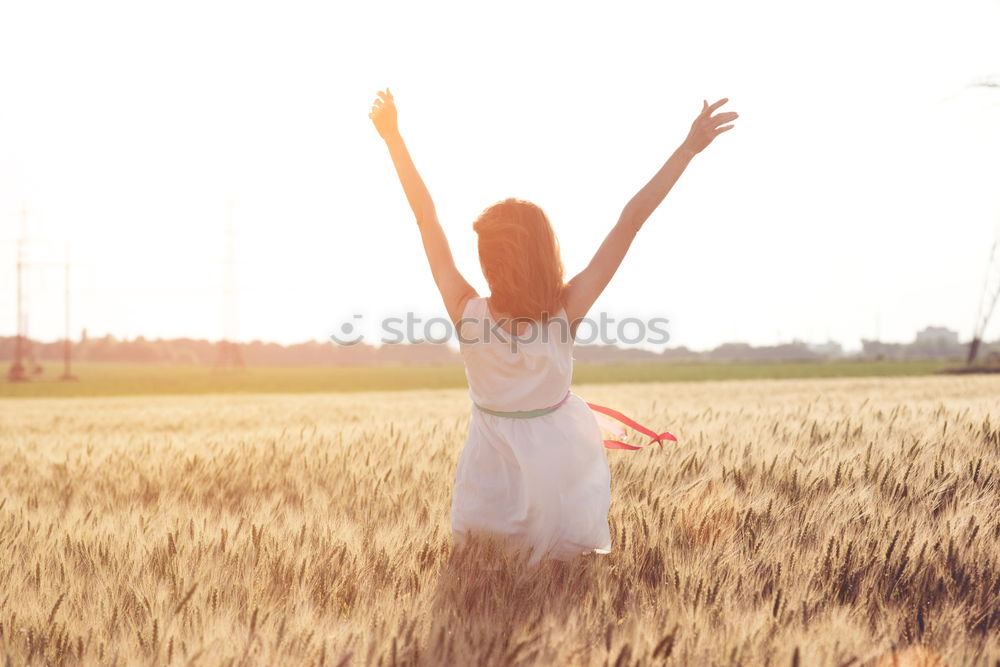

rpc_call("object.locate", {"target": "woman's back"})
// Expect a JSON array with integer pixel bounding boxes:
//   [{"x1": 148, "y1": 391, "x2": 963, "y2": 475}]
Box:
[
  {"x1": 458, "y1": 296, "x2": 573, "y2": 413},
  {"x1": 452, "y1": 295, "x2": 612, "y2": 566}
]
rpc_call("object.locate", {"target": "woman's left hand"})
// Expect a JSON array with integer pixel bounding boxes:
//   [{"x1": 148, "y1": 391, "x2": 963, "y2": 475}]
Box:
[
  {"x1": 369, "y1": 88, "x2": 399, "y2": 141},
  {"x1": 680, "y1": 98, "x2": 738, "y2": 155}
]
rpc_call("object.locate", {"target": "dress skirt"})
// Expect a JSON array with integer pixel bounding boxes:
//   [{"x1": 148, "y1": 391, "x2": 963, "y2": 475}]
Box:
[{"x1": 449, "y1": 392, "x2": 613, "y2": 566}]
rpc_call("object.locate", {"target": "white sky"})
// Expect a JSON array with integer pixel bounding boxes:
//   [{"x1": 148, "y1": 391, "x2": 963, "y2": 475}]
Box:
[{"x1": 1, "y1": 0, "x2": 998, "y2": 351}]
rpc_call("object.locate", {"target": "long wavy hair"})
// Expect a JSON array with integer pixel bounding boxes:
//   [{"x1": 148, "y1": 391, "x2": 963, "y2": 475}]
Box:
[{"x1": 473, "y1": 198, "x2": 566, "y2": 322}]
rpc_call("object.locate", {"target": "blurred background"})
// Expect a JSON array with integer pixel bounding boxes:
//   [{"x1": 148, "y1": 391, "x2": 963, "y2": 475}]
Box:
[{"x1": 1, "y1": 0, "x2": 998, "y2": 376}]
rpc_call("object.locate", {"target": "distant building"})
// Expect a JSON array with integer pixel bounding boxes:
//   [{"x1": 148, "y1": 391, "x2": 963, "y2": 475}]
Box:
[
  {"x1": 915, "y1": 326, "x2": 958, "y2": 346},
  {"x1": 808, "y1": 340, "x2": 843, "y2": 358},
  {"x1": 861, "y1": 339, "x2": 906, "y2": 360},
  {"x1": 706, "y1": 341, "x2": 821, "y2": 362}
]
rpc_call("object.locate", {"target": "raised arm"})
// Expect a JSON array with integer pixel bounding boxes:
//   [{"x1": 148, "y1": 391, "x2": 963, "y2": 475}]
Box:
[
  {"x1": 369, "y1": 89, "x2": 477, "y2": 326},
  {"x1": 563, "y1": 98, "x2": 738, "y2": 329}
]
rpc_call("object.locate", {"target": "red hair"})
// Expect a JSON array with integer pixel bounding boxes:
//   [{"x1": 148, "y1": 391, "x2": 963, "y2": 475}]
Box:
[{"x1": 473, "y1": 198, "x2": 566, "y2": 322}]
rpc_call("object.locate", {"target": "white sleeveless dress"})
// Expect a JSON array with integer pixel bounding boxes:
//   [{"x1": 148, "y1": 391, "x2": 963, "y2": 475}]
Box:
[{"x1": 449, "y1": 296, "x2": 613, "y2": 565}]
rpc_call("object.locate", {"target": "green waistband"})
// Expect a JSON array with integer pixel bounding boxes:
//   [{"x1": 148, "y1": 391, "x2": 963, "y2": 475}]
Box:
[
  {"x1": 473, "y1": 392, "x2": 570, "y2": 419},
  {"x1": 474, "y1": 403, "x2": 560, "y2": 418}
]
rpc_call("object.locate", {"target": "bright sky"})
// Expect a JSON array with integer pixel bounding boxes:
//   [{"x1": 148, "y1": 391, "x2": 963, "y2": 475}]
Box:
[{"x1": 1, "y1": 0, "x2": 998, "y2": 351}]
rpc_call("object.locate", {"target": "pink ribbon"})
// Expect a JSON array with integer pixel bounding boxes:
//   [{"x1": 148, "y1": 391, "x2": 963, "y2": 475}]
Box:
[{"x1": 587, "y1": 402, "x2": 678, "y2": 451}]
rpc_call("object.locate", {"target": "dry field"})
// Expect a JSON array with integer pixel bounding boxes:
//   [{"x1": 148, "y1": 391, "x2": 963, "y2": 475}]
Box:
[{"x1": 1, "y1": 375, "x2": 998, "y2": 665}]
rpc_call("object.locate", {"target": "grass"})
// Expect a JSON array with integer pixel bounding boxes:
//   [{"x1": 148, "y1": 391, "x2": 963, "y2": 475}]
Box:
[
  {"x1": 0, "y1": 359, "x2": 952, "y2": 399},
  {"x1": 1, "y1": 375, "x2": 998, "y2": 664}
]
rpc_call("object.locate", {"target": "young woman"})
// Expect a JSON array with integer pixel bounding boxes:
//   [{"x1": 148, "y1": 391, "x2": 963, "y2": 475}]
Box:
[{"x1": 369, "y1": 88, "x2": 737, "y2": 566}]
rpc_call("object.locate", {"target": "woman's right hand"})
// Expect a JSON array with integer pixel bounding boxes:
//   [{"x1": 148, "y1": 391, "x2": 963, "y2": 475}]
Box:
[
  {"x1": 681, "y1": 98, "x2": 738, "y2": 155},
  {"x1": 369, "y1": 88, "x2": 399, "y2": 141}
]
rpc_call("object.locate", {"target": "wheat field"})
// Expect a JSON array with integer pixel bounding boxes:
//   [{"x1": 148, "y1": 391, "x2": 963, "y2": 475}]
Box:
[{"x1": 1, "y1": 375, "x2": 998, "y2": 666}]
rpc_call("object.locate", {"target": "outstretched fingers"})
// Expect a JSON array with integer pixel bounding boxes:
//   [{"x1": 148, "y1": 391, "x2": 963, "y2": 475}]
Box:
[
  {"x1": 369, "y1": 88, "x2": 399, "y2": 139},
  {"x1": 702, "y1": 97, "x2": 729, "y2": 116},
  {"x1": 710, "y1": 111, "x2": 739, "y2": 127},
  {"x1": 370, "y1": 92, "x2": 388, "y2": 115},
  {"x1": 686, "y1": 97, "x2": 737, "y2": 150},
  {"x1": 371, "y1": 89, "x2": 395, "y2": 117}
]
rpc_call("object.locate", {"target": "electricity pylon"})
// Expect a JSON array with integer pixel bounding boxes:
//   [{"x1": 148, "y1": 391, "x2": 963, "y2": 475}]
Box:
[
  {"x1": 7, "y1": 206, "x2": 29, "y2": 382},
  {"x1": 215, "y1": 201, "x2": 244, "y2": 370}
]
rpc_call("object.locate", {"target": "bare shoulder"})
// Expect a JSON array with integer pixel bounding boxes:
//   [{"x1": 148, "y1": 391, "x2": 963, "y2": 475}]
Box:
[{"x1": 451, "y1": 290, "x2": 480, "y2": 329}]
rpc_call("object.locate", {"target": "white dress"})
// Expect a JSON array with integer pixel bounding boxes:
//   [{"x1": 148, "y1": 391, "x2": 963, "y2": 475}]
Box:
[{"x1": 449, "y1": 296, "x2": 613, "y2": 565}]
